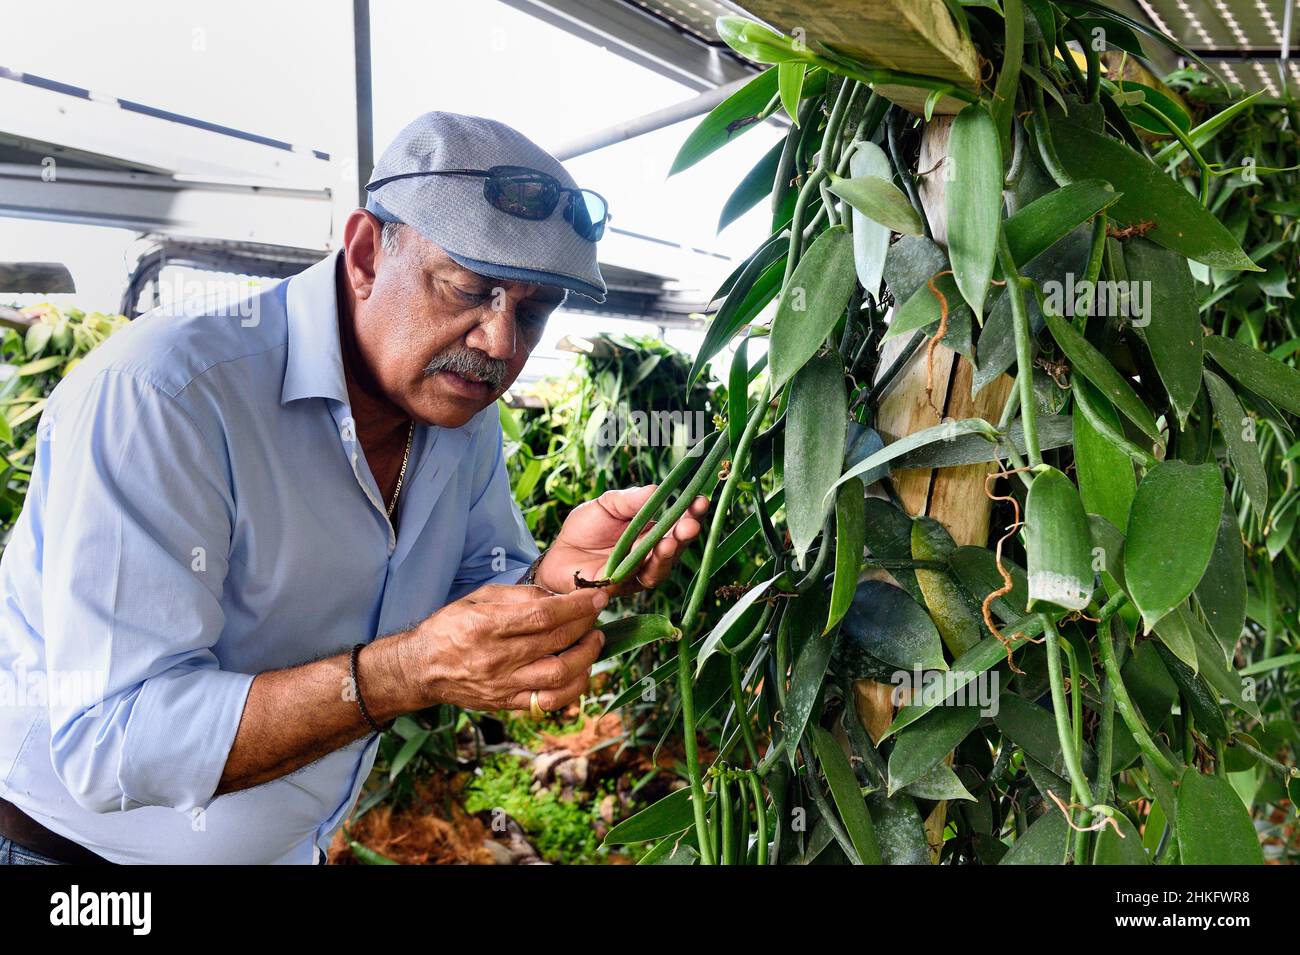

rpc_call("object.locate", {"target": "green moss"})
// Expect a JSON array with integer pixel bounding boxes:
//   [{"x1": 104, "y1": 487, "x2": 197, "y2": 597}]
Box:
[{"x1": 464, "y1": 753, "x2": 617, "y2": 865}]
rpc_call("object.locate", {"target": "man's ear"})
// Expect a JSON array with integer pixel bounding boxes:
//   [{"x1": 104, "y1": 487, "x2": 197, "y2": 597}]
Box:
[{"x1": 341, "y1": 209, "x2": 383, "y2": 301}]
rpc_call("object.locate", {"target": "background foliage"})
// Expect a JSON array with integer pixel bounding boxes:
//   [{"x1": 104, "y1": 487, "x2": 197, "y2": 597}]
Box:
[{"x1": 0, "y1": 304, "x2": 126, "y2": 542}]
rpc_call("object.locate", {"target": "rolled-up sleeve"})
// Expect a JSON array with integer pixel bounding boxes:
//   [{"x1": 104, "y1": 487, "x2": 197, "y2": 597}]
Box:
[
  {"x1": 447, "y1": 412, "x2": 540, "y2": 601},
  {"x1": 40, "y1": 369, "x2": 253, "y2": 813}
]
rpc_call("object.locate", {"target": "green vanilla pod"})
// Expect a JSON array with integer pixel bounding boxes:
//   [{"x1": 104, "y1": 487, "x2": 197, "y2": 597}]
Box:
[{"x1": 1025, "y1": 466, "x2": 1095, "y2": 613}]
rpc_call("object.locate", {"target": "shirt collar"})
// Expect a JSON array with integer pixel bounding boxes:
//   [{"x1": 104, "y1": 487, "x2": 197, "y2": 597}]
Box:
[{"x1": 281, "y1": 251, "x2": 350, "y2": 406}]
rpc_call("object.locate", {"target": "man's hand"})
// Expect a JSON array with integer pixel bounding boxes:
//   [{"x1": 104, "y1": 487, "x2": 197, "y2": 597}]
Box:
[
  {"x1": 394, "y1": 583, "x2": 607, "y2": 713},
  {"x1": 536, "y1": 485, "x2": 710, "y2": 596}
]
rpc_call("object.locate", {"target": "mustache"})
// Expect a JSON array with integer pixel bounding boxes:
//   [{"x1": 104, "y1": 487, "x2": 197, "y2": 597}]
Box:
[{"x1": 423, "y1": 349, "x2": 509, "y2": 390}]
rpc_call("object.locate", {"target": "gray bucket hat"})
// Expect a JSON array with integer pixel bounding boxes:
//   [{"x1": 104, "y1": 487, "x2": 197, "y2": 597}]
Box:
[{"x1": 364, "y1": 111, "x2": 607, "y2": 302}]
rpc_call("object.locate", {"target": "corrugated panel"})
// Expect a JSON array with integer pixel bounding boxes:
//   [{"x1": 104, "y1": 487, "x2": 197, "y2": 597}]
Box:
[
  {"x1": 622, "y1": 0, "x2": 747, "y2": 42},
  {"x1": 630, "y1": 0, "x2": 1300, "y2": 97},
  {"x1": 1126, "y1": 0, "x2": 1297, "y2": 96}
]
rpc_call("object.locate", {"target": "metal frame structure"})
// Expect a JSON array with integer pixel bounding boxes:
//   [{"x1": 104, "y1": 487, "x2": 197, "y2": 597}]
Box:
[{"x1": 0, "y1": 0, "x2": 762, "y2": 321}]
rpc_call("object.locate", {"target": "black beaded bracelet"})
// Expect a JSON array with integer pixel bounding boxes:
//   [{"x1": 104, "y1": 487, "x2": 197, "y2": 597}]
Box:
[{"x1": 349, "y1": 643, "x2": 391, "y2": 734}]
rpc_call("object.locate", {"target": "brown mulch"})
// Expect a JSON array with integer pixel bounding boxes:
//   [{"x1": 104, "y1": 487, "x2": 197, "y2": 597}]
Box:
[{"x1": 328, "y1": 773, "x2": 494, "y2": 866}]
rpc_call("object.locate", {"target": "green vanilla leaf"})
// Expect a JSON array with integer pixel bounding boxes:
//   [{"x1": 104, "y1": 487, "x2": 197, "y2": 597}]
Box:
[
  {"x1": 882, "y1": 271, "x2": 965, "y2": 343},
  {"x1": 603, "y1": 787, "x2": 712, "y2": 845},
  {"x1": 1203, "y1": 369, "x2": 1268, "y2": 522},
  {"x1": 912, "y1": 517, "x2": 984, "y2": 657},
  {"x1": 1204, "y1": 333, "x2": 1300, "y2": 417},
  {"x1": 886, "y1": 706, "x2": 982, "y2": 794},
  {"x1": 1000, "y1": 807, "x2": 1069, "y2": 864},
  {"x1": 670, "y1": 67, "x2": 778, "y2": 176},
  {"x1": 1093, "y1": 809, "x2": 1149, "y2": 864},
  {"x1": 1176, "y1": 771, "x2": 1264, "y2": 865},
  {"x1": 1122, "y1": 238, "x2": 1204, "y2": 427},
  {"x1": 1154, "y1": 637, "x2": 1228, "y2": 738},
  {"x1": 1072, "y1": 391, "x2": 1136, "y2": 529},
  {"x1": 1195, "y1": 499, "x2": 1248, "y2": 661},
  {"x1": 899, "y1": 762, "x2": 975, "y2": 802},
  {"x1": 947, "y1": 104, "x2": 1003, "y2": 321},
  {"x1": 769, "y1": 226, "x2": 856, "y2": 392},
  {"x1": 827, "y1": 172, "x2": 924, "y2": 236},
  {"x1": 777, "y1": 62, "x2": 806, "y2": 124},
  {"x1": 784, "y1": 616, "x2": 837, "y2": 765},
  {"x1": 826, "y1": 479, "x2": 866, "y2": 634},
  {"x1": 785, "y1": 352, "x2": 847, "y2": 566},
  {"x1": 1152, "y1": 602, "x2": 1199, "y2": 674},
  {"x1": 847, "y1": 141, "x2": 894, "y2": 298},
  {"x1": 812, "y1": 726, "x2": 882, "y2": 865},
  {"x1": 1043, "y1": 306, "x2": 1161, "y2": 442},
  {"x1": 1002, "y1": 179, "x2": 1122, "y2": 266},
  {"x1": 839, "y1": 579, "x2": 947, "y2": 672},
  {"x1": 829, "y1": 418, "x2": 998, "y2": 502},
  {"x1": 1048, "y1": 120, "x2": 1260, "y2": 271},
  {"x1": 718, "y1": 136, "x2": 784, "y2": 232},
  {"x1": 1123, "y1": 461, "x2": 1224, "y2": 632}
]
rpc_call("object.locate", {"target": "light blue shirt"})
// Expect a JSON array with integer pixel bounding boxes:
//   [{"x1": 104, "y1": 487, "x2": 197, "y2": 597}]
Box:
[{"x1": 0, "y1": 252, "x2": 538, "y2": 863}]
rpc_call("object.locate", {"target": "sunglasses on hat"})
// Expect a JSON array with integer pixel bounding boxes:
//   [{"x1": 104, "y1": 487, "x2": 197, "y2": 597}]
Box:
[{"x1": 365, "y1": 165, "x2": 610, "y2": 242}]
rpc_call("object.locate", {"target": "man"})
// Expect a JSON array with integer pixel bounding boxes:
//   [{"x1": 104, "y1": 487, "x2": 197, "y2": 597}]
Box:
[{"x1": 0, "y1": 112, "x2": 708, "y2": 864}]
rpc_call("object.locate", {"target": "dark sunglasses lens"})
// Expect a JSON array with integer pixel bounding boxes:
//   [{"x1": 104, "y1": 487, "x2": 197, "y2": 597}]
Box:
[
  {"x1": 484, "y1": 171, "x2": 559, "y2": 220},
  {"x1": 567, "y1": 190, "x2": 608, "y2": 241}
]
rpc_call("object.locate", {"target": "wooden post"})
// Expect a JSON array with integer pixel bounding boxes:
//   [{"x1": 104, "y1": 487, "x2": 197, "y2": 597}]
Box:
[{"x1": 854, "y1": 115, "x2": 1013, "y2": 863}]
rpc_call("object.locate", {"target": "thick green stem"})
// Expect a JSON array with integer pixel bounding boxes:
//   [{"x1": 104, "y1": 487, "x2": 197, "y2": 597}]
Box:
[
  {"x1": 1094, "y1": 639, "x2": 1120, "y2": 806},
  {"x1": 678, "y1": 637, "x2": 715, "y2": 865},
  {"x1": 719, "y1": 769, "x2": 736, "y2": 865},
  {"x1": 1030, "y1": 47, "x2": 1073, "y2": 186},
  {"x1": 1097, "y1": 616, "x2": 1180, "y2": 778},
  {"x1": 1065, "y1": 20, "x2": 1100, "y2": 102},
  {"x1": 1077, "y1": 212, "x2": 1108, "y2": 330},
  {"x1": 1135, "y1": 101, "x2": 1212, "y2": 205},
  {"x1": 996, "y1": 229, "x2": 1042, "y2": 467},
  {"x1": 782, "y1": 81, "x2": 855, "y2": 285},
  {"x1": 730, "y1": 654, "x2": 760, "y2": 766},
  {"x1": 682, "y1": 382, "x2": 772, "y2": 634},
  {"x1": 1231, "y1": 732, "x2": 1300, "y2": 778},
  {"x1": 748, "y1": 772, "x2": 769, "y2": 865},
  {"x1": 1042, "y1": 615, "x2": 1095, "y2": 817},
  {"x1": 1061, "y1": 637, "x2": 1090, "y2": 864}
]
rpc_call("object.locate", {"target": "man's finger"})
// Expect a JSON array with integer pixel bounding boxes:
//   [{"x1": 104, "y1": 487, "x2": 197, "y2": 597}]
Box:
[
  {"x1": 480, "y1": 587, "x2": 606, "y2": 636},
  {"x1": 672, "y1": 514, "x2": 702, "y2": 542},
  {"x1": 507, "y1": 664, "x2": 595, "y2": 713},
  {"x1": 510, "y1": 629, "x2": 603, "y2": 690},
  {"x1": 595, "y1": 485, "x2": 658, "y2": 521},
  {"x1": 496, "y1": 613, "x2": 598, "y2": 664}
]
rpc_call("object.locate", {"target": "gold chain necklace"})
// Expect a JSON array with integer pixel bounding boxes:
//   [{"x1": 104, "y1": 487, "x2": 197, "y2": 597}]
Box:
[{"x1": 385, "y1": 420, "x2": 416, "y2": 520}]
